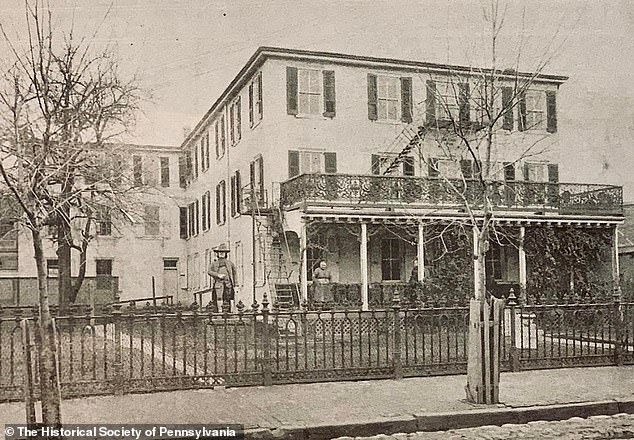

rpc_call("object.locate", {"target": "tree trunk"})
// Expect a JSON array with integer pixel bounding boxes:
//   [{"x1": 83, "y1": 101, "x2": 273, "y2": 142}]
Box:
[
  {"x1": 32, "y1": 228, "x2": 62, "y2": 425},
  {"x1": 58, "y1": 212, "x2": 73, "y2": 312}
]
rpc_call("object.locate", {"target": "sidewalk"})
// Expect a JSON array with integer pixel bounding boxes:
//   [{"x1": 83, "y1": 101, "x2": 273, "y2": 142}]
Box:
[{"x1": 1, "y1": 366, "x2": 633, "y2": 439}]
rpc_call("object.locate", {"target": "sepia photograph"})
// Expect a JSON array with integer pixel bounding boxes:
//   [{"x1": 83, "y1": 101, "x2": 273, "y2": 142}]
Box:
[{"x1": 0, "y1": 0, "x2": 633, "y2": 438}]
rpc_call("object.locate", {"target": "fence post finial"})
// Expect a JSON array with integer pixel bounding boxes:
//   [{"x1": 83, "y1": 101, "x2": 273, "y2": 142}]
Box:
[{"x1": 507, "y1": 288, "x2": 517, "y2": 307}]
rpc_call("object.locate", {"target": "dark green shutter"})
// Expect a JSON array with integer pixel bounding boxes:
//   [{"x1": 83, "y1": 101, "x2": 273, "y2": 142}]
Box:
[
  {"x1": 324, "y1": 152, "x2": 337, "y2": 173},
  {"x1": 426, "y1": 80, "x2": 436, "y2": 125},
  {"x1": 403, "y1": 157, "x2": 415, "y2": 176},
  {"x1": 288, "y1": 150, "x2": 300, "y2": 177},
  {"x1": 401, "y1": 77, "x2": 413, "y2": 123},
  {"x1": 367, "y1": 74, "x2": 378, "y2": 121},
  {"x1": 518, "y1": 91, "x2": 527, "y2": 131},
  {"x1": 546, "y1": 91, "x2": 557, "y2": 133},
  {"x1": 459, "y1": 83, "x2": 470, "y2": 124},
  {"x1": 548, "y1": 163, "x2": 559, "y2": 183},
  {"x1": 323, "y1": 70, "x2": 336, "y2": 117},
  {"x1": 371, "y1": 154, "x2": 380, "y2": 174},
  {"x1": 502, "y1": 87, "x2": 514, "y2": 130},
  {"x1": 286, "y1": 67, "x2": 298, "y2": 115}
]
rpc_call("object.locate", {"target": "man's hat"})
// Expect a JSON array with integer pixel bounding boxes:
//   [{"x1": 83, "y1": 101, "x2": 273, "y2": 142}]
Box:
[{"x1": 214, "y1": 243, "x2": 230, "y2": 253}]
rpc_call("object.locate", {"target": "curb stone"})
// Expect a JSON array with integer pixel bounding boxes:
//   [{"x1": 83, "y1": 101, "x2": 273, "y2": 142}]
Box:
[{"x1": 244, "y1": 399, "x2": 634, "y2": 439}]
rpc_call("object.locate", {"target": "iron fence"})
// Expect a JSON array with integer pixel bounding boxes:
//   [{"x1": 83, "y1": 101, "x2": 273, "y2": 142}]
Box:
[{"x1": 1, "y1": 296, "x2": 632, "y2": 403}]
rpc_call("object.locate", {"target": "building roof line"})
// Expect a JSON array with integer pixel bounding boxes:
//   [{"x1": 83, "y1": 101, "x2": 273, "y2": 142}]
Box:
[{"x1": 182, "y1": 46, "x2": 569, "y2": 148}]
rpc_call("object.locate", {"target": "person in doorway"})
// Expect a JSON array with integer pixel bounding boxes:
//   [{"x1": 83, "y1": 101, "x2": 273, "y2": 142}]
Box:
[
  {"x1": 312, "y1": 260, "x2": 332, "y2": 308},
  {"x1": 409, "y1": 258, "x2": 419, "y2": 284},
  {"x1": 208, "y1": 243, "x2": 237, "y2": 312}
]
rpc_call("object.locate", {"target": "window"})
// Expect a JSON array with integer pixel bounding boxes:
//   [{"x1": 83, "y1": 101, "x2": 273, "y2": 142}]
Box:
[
  {"x1": 460, "y1": 159, "x2": 474, "y2": 179},
  {"x1": 96, "y1": 207, "x2": 112, "y2": 236},
  {"x1": 163, "y1": 258, "x2": 178, "y2": 270},
  {"x1": 504, "y1": 163, "x2": 516, "y2": 181},
  {"x1": 215, "y1": 116, "x2": 226, "y2": 159},
  {"x1": 368, "y1": 74, "x2": 411, "y2": 122},
  {"x1": 523, "y1": 162, "x2": 546, "y2": 182},
  {"x1": 133, "y1": 155, "x2": 143, "y2": 185},
  {"x1": 435, "y1": 81, "x2": 461, "y2": 121},
  {"x1": 0, "y1": 222, "x2": 18, "y2": 271},
  {"x1": 179, "y1": 207, "x2": 188, "y2": 239},
  {"x1": 377, "y1": 76, "x2": 400, "y2": 121},
  {"x1": 298, "y1": 69, "x2": 321, "y2": 115},
  {"x1": 188, "y1": 202, "x2": 195, "y2": 237},
  {"x1": 179, "y1": 154, "x2": 188, "y2": 188},
  {"x1": 371, "y1": 154, "x2": 414, "y2": 176},
  {"x1": 160, "y1": 157, "x2": 170, "y2": 187},
  {"x1": 47, "y1": 259, "x2": 59, "y2": 277},
  {"x1": 525, "y1": 90, "x2": 545, "y2": 130},
  {"x1": 216, "y1": 180, "x2": 226, "y2": 225},
  {"x1": 194, "y1": 200, "x2": 200, "y2": 235},
  {"x1": 427, "y1": 158, "x2": 461, "y2": 179},
  {"x1": 288, "y1": 151, "x2": 336, "y2": 178},
  {"x1": 249, "y1": 72, "x2": 263, "y2": 127},
  {"x1": 96, "y1": 259, "x2": 113, "y2": 290},
  {"x1": 381, "y1": 239, "x2": 401, "y2": 281},
  {"x1": 230, "y1": 170, "x2": 242, "y2": 217},
  {"x1": 144, "y1": 205, "x2": 160, "y2": 236},
  {"x1": 230, "y1": 98, "x2": 242, "y2": 145},
  {"x1": 193, "y1": 142, "x2": 199, "y2": 178}
]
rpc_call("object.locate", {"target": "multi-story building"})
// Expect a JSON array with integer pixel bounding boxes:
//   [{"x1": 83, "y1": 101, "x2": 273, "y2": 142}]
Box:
[
  {"x1": 0, "y1": 144, "x2": 187, "y2": 306},
  {"x1": 2, "y1": 47, "x2": 625, "y2": 308},
  {"x1": 180, "y1": 47, "x2": 624, "y2": 308}
]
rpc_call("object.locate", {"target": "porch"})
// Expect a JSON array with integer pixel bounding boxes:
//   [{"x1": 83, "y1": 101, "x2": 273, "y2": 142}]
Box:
[{"x1": 279, "y1": 173, "x2": 624, "y2": 216}]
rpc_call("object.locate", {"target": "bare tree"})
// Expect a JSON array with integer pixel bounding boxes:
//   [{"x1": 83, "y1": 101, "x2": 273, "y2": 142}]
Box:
[{"x1": 0, "y1": 0, "x2": 143, "y2": 423}]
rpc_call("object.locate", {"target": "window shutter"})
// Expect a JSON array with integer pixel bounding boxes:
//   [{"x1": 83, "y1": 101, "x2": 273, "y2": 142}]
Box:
[
  {"x1": 502, "y1": 87, "x2": 514, "y2": 130},
  {"x1": 428, "y1": 158, "x2": 439, "y2": 178},
  {"x1": 215, "y1": 123, "x2": 220, "y2": 158},
  {"x1": 230, "y1": 175, "x2": 236, "y2": 217},
  {"x1": 179, "y1": 207, "x2": 188, "y2": 239},
  {"x1": 216, "y1": 184, "x2": 221, "y2": 224},
  {"x1": 222, "y1": 181, "x2": 227, "y2": 223},
  {"x1": 235, "y1": 171, "x2": 242, "y2": 213},
  {"x1": 523, "y1": 163, "x2": 530, "y2": 181},
  {"x1": 546, "y1": 91, "x2": 557, "y2": 133},
  {"x1": 236, "y1": 97, "x2": 242, "y2": 141},
  {"x1": 403, "y1": 157, "x2": 415, "y2": 176},
  {"x1": 250, "y1": 161, "x2": 256, "y2": 186},
  {"x1": 367, "y1": 74, "x2": 378, "y2": 121},
  {"x1": 548, "y1": 163, "x2": 559, "y2": 183},
  {"x1": 257, "y1": 73, "x2": 263, "y2": 118},
  {"x1": 324, "y1": 152, "x2": 337, "y2": 173},
  {"x1": 248, "y1": 83, "x2": 254, "y2": 126},
  {"x1": 459, "y1": 83, "x2": 470, "y2": 124},
  {"x1": 400, "y1": 77, "x2": 413, "y2": 123},
  {"x1": 371, "y1": 154, "x2": 380, "y2": 175},
  {"x1": 257, "y1": 156, "x2": 264, "y2": 198},
  {"x1": 323, "y1": 70, "x2": 336, "y2": 117},
  {"x1": 288, "y1": 150, "x2": 300, "y2": 178},
  {"x1": 286, "y1": 67, "x2": 298, "y2": 115},
  {"x1": 518, "y1": 91, "x2": 527, "y2": 131},
  {"x1": 426, "y1": 80, "x2": 436, "y2": 125},
  {"x1": 460, "y1": 159, "x2": 473, "y2": 179}
]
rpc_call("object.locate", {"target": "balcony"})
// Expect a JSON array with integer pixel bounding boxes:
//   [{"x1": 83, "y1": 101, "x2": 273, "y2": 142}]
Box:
[{"x1": 279, "y1": 173, "x2": 623, "y2": 216}]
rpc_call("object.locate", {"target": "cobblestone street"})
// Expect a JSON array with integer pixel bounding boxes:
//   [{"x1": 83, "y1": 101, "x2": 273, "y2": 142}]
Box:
[{"x1": 338, "y1": 414, "x2": 634, "y2": 439}]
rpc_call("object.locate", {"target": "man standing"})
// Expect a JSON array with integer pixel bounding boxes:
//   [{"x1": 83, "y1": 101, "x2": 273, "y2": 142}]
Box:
[{"x1": 208, "y1": 243, "x2": 237, "y2": 312}]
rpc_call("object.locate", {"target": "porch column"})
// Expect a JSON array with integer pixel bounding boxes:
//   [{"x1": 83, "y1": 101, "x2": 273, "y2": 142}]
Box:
[
  {"x1": 612, "y1": 225, "x2": 620, "y2": 285},
  {"x1": 519, "y1": 226, "x2": 527, "y2": 304},
  {"x1": 360, "y1": 222, "x2": 369, "y2": 311},
  {"x1": 417, "y1": 222, "x2": 425, "y2": 282},
  {"x1": 300, "y1": 219, "x2": 308, "y2": 303}
]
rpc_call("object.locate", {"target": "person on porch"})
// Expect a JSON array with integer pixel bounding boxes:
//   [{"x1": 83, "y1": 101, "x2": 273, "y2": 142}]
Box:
[
  {"x1": 208, "y1": 243, "x2": 237, "y2": 312},
  {"x1": 312, "y1": 260, "x2": 332, "y2": 308}
]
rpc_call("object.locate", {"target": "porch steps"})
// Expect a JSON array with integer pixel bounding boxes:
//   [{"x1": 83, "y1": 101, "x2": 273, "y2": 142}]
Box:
[{"x1": 274, "y1": 283, "x2": 300, "y2": 310}]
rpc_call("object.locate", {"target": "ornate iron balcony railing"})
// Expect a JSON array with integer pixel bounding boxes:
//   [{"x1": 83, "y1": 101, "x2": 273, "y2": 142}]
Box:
[{"x1": 279, "y1": 173, "x2": 623, "y2": 216}]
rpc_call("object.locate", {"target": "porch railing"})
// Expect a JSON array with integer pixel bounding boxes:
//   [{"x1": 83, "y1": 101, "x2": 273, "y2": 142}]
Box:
[
  {"x1": 1, "y1": 295, "x2": 632, "y2": 402},
  {"x1": 279, "y1": 173, "x2": 623, "y2": 216}
]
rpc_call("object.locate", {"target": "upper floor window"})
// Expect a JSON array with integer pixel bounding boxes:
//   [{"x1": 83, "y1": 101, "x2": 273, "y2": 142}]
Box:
[
  {"x1": 203, "y1": 132, "x2": 210, "y2": 169},
  {"x1": 371, "y1": 154, "x2": 414, "y2": 176},
  {"x1": 425, "y1": 79, "x2": 470, "y2": 126},
  {"x1": 250, "y1": 155, "x2": 265, "y2": 205},
  {"x1": 133, "y1": 155, "x2": 143, "y2": 186},
  {"x1": 288, "y1": 150, "x2": 337, "y2": 178},
  {"x1": 216, "y1": 180, "x2": 227, "y2": 225},
  {"x1": 179, "y1": 207, "x2": 188, "y2": 239},
  {"x1": 249, "y1": 72, "x2": 263, "y2": 127},
  {"x1": 144, "y1": 205, "x2": 160, "y2": 236},
  {"x1": 95, "y1": 258, "x2": 113, "y2": 289},
  {"x1": 193, "y1": 142, "x2": 199, "y2": 179},
  {"x1": 230, "y1": 170, "x2": 242, "y2": 217},
  {"x1": 160, "y1": 157, "x2": 170, "y2": 187},
  {"x1": 96, "y1": 207, "x2": 112, "y2": 236},
  {"x1": 368, "y1": 74, "x2": 412, "y2": 123},
  {"x1": 286, "y1": 67, "x2": 337, "y2": 118},
  {"x1": 47, "y1": 259, "x2": 59, "y2": 277},
  {"x1": 518, "y1": 89, "x2": 557, "y2": 133},
  {"x1": 230, "y1": 97, "x2": 242, "y2": 146},
  {"x1": 524, "y1": 91, "x2": 545, "y2": 130},
  {"x1": 215, "y1": 115, "x2": 226, "y2": 159}
]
